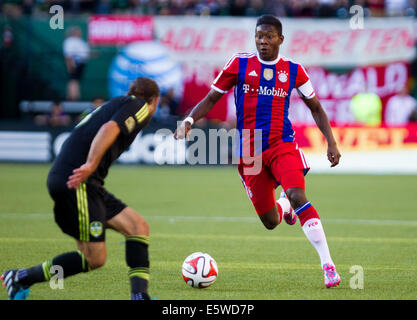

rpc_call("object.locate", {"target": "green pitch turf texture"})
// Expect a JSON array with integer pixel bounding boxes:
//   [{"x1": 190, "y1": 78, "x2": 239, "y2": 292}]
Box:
[{"x1": 0, "y1": 163, "x2": 416, "y2": 300}]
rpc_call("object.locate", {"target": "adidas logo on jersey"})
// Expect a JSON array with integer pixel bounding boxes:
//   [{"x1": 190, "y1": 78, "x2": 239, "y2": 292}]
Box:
[{"x1": 248, "y1": 70, "x2": 258, "y2": 77}]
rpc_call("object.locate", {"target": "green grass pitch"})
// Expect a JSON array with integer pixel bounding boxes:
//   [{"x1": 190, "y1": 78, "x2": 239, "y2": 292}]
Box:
[{"x1": 0, "y1": 163, "x2": 416, "y2": 300}]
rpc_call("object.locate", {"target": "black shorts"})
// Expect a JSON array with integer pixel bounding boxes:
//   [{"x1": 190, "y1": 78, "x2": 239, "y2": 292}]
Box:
[{"x1": 47, "y1": 176, "x2": 126, "y2": 242}]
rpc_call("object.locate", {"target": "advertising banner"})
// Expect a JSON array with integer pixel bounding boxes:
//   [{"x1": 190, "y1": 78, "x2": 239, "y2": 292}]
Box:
[
  {"x1": 87, "y1": 16, "x2": 415, "y2": 66},
  {"x1": 88, "y1": 15, "x2": 154, "y2": 45},
  {"x1": 293, "y1": 124, "x2": 417, "y2": 153},
  {"x1": 296, "y1": 124, "x2": 417, "y2": 174}
]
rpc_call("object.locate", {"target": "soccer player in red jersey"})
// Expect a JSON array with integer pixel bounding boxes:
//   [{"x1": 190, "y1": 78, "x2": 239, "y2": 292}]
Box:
[{"x1": 175, "y1": 15, "x2": 341, "y2": 288}]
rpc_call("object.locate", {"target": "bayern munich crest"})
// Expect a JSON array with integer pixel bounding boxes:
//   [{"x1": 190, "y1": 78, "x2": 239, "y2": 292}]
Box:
[{"x1": 277, "y1": 70, "x2": 288, "y2": 83}]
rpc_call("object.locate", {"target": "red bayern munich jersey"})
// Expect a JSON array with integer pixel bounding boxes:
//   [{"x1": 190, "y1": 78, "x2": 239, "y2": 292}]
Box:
[{"x1": 211, "y1": 52, "x2": 314, "y2": 157}]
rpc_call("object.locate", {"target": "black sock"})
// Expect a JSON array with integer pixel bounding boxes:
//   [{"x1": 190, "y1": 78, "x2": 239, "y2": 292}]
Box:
[
  {"x1": 18, "y1": 251, "x2": 90, "y2": 287},
  {"x1": 126, "y1": 235, "x2": 150, "y2": 296}
]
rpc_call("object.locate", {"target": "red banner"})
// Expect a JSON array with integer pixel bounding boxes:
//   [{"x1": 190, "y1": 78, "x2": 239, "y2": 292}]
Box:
[
  {"x1": 88, "y1": 15, "x2": 154, "y2": 45},
  {"x1": 293, "y1": 124, "x2": 417, "y2": 152},
  {"x1": 289, "y1": 62, "x2": 410, "y2": 126}
]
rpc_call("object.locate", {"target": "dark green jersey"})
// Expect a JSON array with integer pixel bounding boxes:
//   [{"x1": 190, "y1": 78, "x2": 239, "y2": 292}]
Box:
[{"x1": 49, "y1": 95, "x2": 150, "y2": 186}]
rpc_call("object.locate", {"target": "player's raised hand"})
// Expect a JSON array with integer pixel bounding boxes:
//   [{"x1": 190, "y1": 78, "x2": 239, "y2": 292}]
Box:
[
  {"x1": 174, "y1": 118, "x2": 193, "y2": 141},
  {"x1": 67, "y1": 163, "x2": 95, "y2": 189},
  {"x1": 327, "y1": 144, "x2": 341, "y2": 167}
]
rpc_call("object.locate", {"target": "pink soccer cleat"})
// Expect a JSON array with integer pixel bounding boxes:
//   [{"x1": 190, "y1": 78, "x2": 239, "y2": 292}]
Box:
[
  {"x1": 322, "y1": 263, "x2": 341, "y2": 288},
  {"x1": 283, "y1": 207, "x2": 297, "y2": 225}
]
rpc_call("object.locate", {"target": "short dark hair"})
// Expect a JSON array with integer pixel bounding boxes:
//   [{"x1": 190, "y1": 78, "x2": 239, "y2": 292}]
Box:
[
  {"x1": 127, "y1": 77, "x2": 160, "y2": 104},
  {"x1": 256, "y1": 15, "x2": 282, "y2": 35}
]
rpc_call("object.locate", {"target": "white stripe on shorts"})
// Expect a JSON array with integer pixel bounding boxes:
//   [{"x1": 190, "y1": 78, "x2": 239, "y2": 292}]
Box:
[{"x1": 298, "y1": 148, "x2": 309, "y2": 169}]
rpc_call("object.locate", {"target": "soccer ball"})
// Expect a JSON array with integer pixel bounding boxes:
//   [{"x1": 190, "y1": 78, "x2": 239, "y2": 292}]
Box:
[{"x1": 182, "y1": 252, "x2": 218, "y2": 288}]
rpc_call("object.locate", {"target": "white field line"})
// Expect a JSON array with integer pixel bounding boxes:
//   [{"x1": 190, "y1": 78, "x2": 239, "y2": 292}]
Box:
[{"x1": 1, "y1": 212, "x2": 417, "y2": 226}]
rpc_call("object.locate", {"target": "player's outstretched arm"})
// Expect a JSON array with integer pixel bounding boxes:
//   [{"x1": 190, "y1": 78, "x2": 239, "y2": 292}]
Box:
[
  {"x1": 67, "y1": 120, "x2": 121, "y2": 189},
  {"x1": 174, "y1": 89, "x2": 223, "y2": 140},
  {"x1": 303, "y1": 96, "x2": 341, "y2": 167}
]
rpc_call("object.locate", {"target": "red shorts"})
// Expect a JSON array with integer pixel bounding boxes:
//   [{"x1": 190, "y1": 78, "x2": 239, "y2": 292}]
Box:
[{"x1": 237, "y1": 142, "x2": 310, "y2": 216}]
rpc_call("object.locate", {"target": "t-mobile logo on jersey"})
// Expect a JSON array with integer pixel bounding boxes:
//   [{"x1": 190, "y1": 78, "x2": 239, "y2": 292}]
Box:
[{"x1": 242, "y1": 84, "x2": 288, "y2": 98}]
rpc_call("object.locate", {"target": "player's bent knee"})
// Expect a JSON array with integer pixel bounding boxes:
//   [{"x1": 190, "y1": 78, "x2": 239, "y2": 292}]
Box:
[
  {"x1": 137, "y1": 216, "x2": 149, "y2": 235},
  {"x1": 263, "y1": 220, "x2": 278, "y2": 230},
  {"x1": 108, "y1": 207, "x2": 150, "y2": 237},
  {"x1": 259, "y1": 210, "x2": 279, "y2": 230},
  {"x1": 126, "y1": 214, "x2": 149, "y2": 236},
  {"x1": 124, "y1": 208, "x2": 149, "y2": 236}
]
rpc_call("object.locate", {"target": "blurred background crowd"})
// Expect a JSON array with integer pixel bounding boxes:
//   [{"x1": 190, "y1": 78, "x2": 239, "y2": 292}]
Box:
[{"x1": 1, "y1": 0, "x2": 416, "y2": 18}]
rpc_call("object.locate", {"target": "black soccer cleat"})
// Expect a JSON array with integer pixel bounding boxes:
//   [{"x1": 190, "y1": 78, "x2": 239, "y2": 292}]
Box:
[{"x1": 1, "y1": 269, "x2": 30, "y2": 300}]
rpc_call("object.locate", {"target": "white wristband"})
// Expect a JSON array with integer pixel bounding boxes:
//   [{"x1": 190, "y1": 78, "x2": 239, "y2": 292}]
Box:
[{"x1": 183, "y1": 116, "x2": 194, "y2": 126}]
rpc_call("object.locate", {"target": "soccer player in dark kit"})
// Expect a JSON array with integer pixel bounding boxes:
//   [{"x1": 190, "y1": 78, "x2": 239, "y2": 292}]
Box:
[
  {"x1": 2, "y1": 77, "x2": 160, "y2": 300},
  {"x1": 175, "y1": 15, "x2": 342, "y2": 288}
]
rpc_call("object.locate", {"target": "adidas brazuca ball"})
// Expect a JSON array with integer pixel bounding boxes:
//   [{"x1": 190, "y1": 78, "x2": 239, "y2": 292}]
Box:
[{"x1": 182, "y1": 252, "x2": 218, "y2": 288}]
